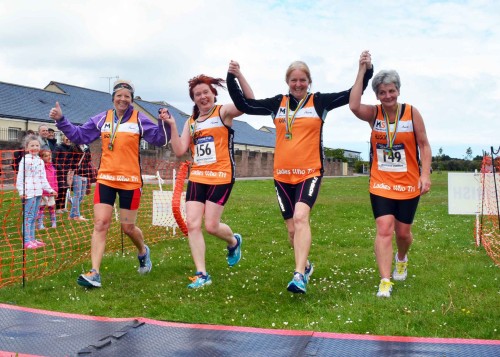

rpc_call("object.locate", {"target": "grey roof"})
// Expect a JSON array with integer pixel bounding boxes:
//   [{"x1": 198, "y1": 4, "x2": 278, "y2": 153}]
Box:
[
  {"x1": 233, "y1": 120, "x2": 275, "y2": 148},
  {"x1": 0, "y1": 80, "x2": 275, "y2": 148},
  {"x1": 49, "y1": 82, "x2": 190, "y2": 129},
  {"x1": 133, "y1": 98, "x2": 188, "y2": 129},
  {"x1": 259, "y1": 126, "x2": 276, "y2": 135},
  {"x1": 0, "y1": 81, "x2": 65, "y2": 122},
  {"x1": 46, "y1": 82, "x2": 115, "y2": 124}
]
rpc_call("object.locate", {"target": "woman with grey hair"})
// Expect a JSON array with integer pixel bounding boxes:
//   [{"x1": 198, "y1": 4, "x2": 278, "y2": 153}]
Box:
[{"x1": 350, "y1": 51, "x2": 432, "y2": 298}]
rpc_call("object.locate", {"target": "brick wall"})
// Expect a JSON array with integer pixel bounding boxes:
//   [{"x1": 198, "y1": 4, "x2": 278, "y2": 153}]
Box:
[{"x1": 1, "y1": 141, "x2": 350, "y2": 183}]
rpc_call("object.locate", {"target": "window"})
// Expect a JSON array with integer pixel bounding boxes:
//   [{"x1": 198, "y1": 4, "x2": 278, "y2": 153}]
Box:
[
  {"x1": 140, "y1": 139, "x2": 149, "y2": 150},
  {"x1": 8, "y1": 127, "x2": 21, "y2": 141}
]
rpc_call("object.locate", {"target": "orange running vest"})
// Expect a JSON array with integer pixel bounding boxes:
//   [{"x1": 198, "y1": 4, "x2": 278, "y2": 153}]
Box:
[
  {"x1": 98, "y1": 110, "x2": 142, "y2": 190},
  {"x1": 273, "y1": 95, "x2": 323, "y2": 184},
  {"x1": 188, "y1": 105, "x2": 234, "y2": 185},
  {"x1": 369, "y1": 104, "x2": 421, "y2": 199}
]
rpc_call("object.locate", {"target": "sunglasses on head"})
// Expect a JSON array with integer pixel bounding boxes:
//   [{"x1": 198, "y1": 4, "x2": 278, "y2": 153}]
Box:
[{"x1": 113, "y1": 83, "x2": 133, "y2": 92}]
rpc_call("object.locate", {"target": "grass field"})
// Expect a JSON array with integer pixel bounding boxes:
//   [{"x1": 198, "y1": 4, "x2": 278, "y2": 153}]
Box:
[{"x1": 0, "y1": 173, "x2": 498, "y2": 340}]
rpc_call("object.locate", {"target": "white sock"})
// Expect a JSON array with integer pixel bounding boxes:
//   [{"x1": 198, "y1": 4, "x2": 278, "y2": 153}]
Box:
[{"x1": 396, "y1": 253, "x2": 408, "y2": 262}]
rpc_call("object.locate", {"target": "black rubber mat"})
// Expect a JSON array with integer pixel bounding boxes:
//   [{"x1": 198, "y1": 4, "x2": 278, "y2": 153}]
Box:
[{"x1": 1, "y1": 303, "x2": 499, "y2": 356}]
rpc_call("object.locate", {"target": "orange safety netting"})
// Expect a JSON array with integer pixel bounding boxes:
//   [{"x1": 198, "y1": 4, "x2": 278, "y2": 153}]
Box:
[
  {"x1": 0, "y1": 149, "x2": 187, "y2": 288},
  {"x1": 476, "y1": 153, "x2": 500, "y2": 267},
  {"x1": 172, "y1": 161, "x2": 189, "y2": 237}
]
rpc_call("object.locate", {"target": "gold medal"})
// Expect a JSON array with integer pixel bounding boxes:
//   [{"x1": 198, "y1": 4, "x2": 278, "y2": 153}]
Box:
[
  {"x1": 285, "y1": 95, "x2": 308, "y2": 143},
  {"x1": 109, "y1": 110, "x2": 124, "y2": 152}
]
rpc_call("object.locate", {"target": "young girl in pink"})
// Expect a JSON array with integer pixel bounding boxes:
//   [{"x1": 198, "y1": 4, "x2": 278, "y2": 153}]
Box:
[
  {"x1": 37, "y1": 150, "x2": 58, "y2": 229},
  {"x1": 16, "y1": 135, "x2": 56, "y2": 249}
]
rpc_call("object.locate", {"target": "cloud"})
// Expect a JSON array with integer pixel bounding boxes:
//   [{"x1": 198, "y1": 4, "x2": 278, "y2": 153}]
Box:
[{"x1": 1, "y1": 0, "x2": 499, "y2": 159}]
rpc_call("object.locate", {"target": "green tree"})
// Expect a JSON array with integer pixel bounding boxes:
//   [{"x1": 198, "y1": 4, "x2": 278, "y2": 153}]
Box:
[
  {"x1": 465, "y1": 147, "x2": 473, "y2": 160},
  {"x1": 436, "y1": 147, "x2": 444, "y2": 173},
  {"x1": 324, "y1": 148, "x2": 346, "y2": 162}
]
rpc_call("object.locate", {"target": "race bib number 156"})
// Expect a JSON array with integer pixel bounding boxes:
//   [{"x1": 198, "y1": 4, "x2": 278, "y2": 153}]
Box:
[{"x1": 194, "y1": 136, "x2": 216, "y2": 166}]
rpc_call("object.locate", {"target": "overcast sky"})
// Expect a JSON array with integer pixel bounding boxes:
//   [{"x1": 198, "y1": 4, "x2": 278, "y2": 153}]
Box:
[{"x1": 1, "y1": 0, "x2": 498, "y2": 160}]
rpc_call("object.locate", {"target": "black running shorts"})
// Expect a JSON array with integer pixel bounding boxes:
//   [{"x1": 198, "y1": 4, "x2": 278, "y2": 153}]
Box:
[{"x1": 274, "y1": 176, "x2": 322, "y2": 220}]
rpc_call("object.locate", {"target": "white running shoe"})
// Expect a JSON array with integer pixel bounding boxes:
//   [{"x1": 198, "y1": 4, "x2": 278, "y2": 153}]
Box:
[{"x1": 393, "y1": 253, "x2": 408, "y2": 281}]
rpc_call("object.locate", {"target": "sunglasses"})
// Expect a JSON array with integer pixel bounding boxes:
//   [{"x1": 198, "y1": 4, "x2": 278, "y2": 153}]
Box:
[{"x1": 113, "y1": 83, "x2": 133, "y2": 92}]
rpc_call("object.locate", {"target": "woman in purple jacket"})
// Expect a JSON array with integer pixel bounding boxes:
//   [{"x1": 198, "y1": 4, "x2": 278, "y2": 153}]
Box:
[{"x1": 49, "y1": 79, "x2": 171, "y2": 288}]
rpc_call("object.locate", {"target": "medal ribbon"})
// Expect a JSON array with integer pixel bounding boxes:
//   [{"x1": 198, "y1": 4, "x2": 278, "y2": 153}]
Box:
[
  {"x1": 285, "y1": 94, "x2": 308, "y2": 138},
  {"x1": 191, "y1": 106, "x2": 217, "y2": 137},
  {"x1": 383, "y1": 104, "x2": 400, "y2": 151},
  {"x1": 109, "y1": 109, "x2": 124, "y2": 149}
]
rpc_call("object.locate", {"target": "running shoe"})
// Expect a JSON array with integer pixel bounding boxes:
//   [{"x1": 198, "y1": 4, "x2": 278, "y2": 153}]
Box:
[
  {"x1": 304, "y1": 261, "x2": 314, "y2": 283},
  {"x1": 227, "y1": 234, "x2": 242, "y2": 267},
  {"x1": 376, "y1": 279, "x2": 394, "y2": 298},
  {"x1": 137, "y1": 245, "x2": 152, "y2": 274},
  {"x1": 77, "y1": 269, "x2": 102, "y2": 288},
  {"x1": 34, "y1": 240, "x2": 46, "y2": 247},
  {"x1": 392, "y1": 253, "x2": 408, "y2": 281},
  {"x1": 24, "y1": 241, "x2": 39, "y2": 249},
  {"x1": 287, "y1": 272, "x2": 306, "y2": 294},
  {"x1": 70, "y1": 216, "x2": 89, "y2": 222},
  {"x1": 188, "y1": 272, "x2": 212, "y2": 289}
]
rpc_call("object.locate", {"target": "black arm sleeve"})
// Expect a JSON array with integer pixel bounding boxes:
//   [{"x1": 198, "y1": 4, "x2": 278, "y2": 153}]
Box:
[
  {"x1": 314, "y1": 66, "x2": 375, "y2": 115},
  {"x1": 227, "y1": 73, "x2": 283, "y2": 116}
]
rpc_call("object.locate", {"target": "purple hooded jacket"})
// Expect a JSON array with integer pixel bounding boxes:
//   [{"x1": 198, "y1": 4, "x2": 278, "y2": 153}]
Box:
[{"x1": 55, "y1": 105, "x2": 170, "y2": 147}]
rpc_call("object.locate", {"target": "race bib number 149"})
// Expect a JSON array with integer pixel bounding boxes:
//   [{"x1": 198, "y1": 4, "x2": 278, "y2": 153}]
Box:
[{"x1": 376, "y1": 143, "x2": 407, "y2": 172}]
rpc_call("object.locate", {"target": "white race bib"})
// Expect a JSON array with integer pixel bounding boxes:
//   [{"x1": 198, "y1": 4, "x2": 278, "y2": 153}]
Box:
[
  {"x1": 194, "y1": 136, "x2": 216, "y2": 166},
  {"x1": 376, "y1": 143, "x2": 407, "y2": 172}
]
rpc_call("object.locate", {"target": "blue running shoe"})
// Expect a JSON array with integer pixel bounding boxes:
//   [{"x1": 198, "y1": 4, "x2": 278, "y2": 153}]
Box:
[
  {"x1": 227, "y1": 234, "x2": 242, "y2": 267},
  {"x1": 137, "y1": 245, "x2": 152, "y2": 274},
  {"x1": 287, "y1": 272, "x2": 306, "y2": 294},
  {"x1": 188, "y1": 272, "x2": 212, "y2": 289},
  {"x1": 304, "y1": 261, "x2": 314, "y2": 283},
  {"x1": 77, "y1": 269, "x2": 102, "y2": 288}
]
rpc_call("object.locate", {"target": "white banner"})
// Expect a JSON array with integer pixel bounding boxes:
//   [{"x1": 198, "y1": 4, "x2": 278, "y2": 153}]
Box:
[
  {"x1": 448, "y1": 173, "x2": 481, "y2": 215},
  {"x1": 448, "y1": 172, "x2": 500, "y2": 215}
]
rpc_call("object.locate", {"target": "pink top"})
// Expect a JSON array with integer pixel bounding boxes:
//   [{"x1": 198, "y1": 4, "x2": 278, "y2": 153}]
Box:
[{"x1": 43, "y1": 162, "x2": 58, "y2": 196}]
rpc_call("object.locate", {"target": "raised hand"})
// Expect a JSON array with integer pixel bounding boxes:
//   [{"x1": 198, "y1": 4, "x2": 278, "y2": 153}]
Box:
[
  {"x1": 359, "y1": 50, "x2": 372, "y2": 70},
  {"x1": 228, "y1": 60, "x2": 242, "y2": 77},
  {"x1": 49, "y1": 101, "x2": 63, "y2": 121},
  {"x1": 158, "y1": 108, "x2": 174, "y2": 125}
]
